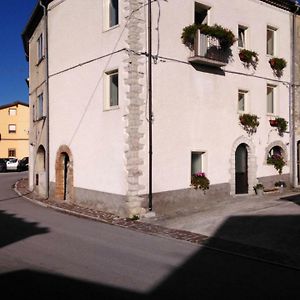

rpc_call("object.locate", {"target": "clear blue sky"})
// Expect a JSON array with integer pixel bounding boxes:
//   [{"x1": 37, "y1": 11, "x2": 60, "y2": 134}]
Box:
[{"x1": 0, "y1": 0, "x2": 37, "y2": 106}]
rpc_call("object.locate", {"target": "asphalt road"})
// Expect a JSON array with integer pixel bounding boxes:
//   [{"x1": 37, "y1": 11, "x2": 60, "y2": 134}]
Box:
[{"x1": 0, "y1": 172, "x2": 300, "y2": 299}]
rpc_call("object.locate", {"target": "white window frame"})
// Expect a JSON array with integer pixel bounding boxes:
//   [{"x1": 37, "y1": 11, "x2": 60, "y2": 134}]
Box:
[
  {"x1": 9, "y1": 108, "x2": 17, "y2": 116},
  {"x1": 267, "y1": 84, "x2": 276, "y2": 115},
  {"x1": 103, "y1": 0, "x2": 119, "y2": 31},
  {"x1": 37, "y1": 33, "x2": 44, "y2": 62},
  {"x1": 238, "y1": 90, "x2": 248, "y2": 113},
  {"x1": 104, "y1": 69, "x2": 119, "y2": 110},
  {"x1": 8, "y1": 124, "x2": 16, "y2": 134},
  {"x1": 267, "y1": 26, "x2": 277, "y2": 56},
  {"x1": 191, "y1": 151, "x2": 206, "y2": 176},
  {"x1": 238, "y1": 25, "x2": 248, "y2": 48},
  {"x1": 194, "y1": 2, "x2": 210, "y2": 25}
]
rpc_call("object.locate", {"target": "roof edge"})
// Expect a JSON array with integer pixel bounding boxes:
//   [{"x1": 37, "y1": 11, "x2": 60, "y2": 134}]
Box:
[{"x1": 0, "y1": 101, "x2": 29, "y2": 110}]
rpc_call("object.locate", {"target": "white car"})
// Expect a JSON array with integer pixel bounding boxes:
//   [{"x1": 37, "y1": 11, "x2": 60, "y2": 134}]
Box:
[{"x1": 6, "y1": 157, "x2": 19, "y2": 171}]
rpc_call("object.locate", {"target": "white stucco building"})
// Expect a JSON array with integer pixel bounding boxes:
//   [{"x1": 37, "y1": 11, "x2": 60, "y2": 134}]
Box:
[{"x1": 22, "y1": 0, "x2": 299, "y2": 217}]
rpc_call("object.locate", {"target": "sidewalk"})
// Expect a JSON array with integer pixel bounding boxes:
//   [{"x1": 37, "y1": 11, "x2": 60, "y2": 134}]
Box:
[{"x1": 14, "y1": 177, "x2": 300, "y2": 270}]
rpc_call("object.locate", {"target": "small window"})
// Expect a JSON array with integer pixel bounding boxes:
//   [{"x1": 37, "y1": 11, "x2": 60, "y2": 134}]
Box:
[
  {"x1": 195, "y1": 3, "x2": 209, "y2": 25},
  {"x1": 238, "y1": 90, "x2": 247, "y2": 112},
  {"x1": 238, "y1": 25, "x2": 247, "y2": 48},
  {"x1": 104, "y1": 70, "x2": 119, "y2": 109},
  {"x1": 37, "y1": 33, "x2": 44, "y2": 62},
  {"x1": 267, "y1": 84, "x2": 276, "y2": 114},
  {"x1": 104, "y1": 0, "x2": 119, "y2": 29},
  {"x1": 9, "y1": 108, "x2": 17, "y2": 116},
  {"x1": 8, "y1": 124, "x2": 16, "y2": 133},
  {"x1": 191, "y1": 151, "x2": 205, "y2": 176},
  {"x1": 269, "y1": 146, "x2": 282, "y2": 158},
  {"x1": 267, "y1": 26, "x2": 276, "y2": 56},
  {"x1": 8, "y1": 149, "x2": 16, "y2": 157},
  {"x1": 37, "y1": 93, "x2": 44, "y2": 119}
]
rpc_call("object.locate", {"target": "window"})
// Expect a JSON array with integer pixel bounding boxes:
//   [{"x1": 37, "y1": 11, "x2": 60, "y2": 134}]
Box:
[
  {"x1": 267, "y1": 26, "x2": 276, "y2": 56},
  {"x1": 191, "y1": 152, "x2": 205, "y2": 175},
  {"x1": 8, "y1": 149, "x2": 16, "y2": 157},
  {"x1": 104, "y1": 70, "x2": 119, "y2": 109},
  {"x1": 8, "y1": 124, "x2": 16, "y2": 133},
  {"x1": 9, "y1": 108, "x2": 16, "y2": 116},
  {"x1": 37, "y1": 93, "x2": 44, "y2": 119},
  {"x1": 267, "y1": 84, "x2": 276, "y2": 114},
  {"x1": 238, "y1": 25, "x2": 247, "y2": 48},
  {"x1": 37, "y1": 33, "x2": 44, "y2": 62},
  {"x1": 195, "y1": 3, "x2": 209, "y2": 25},
  {"x1": 269, "y1": 146, "x2": 282, "y2": 158},
  {"x1": 238, "y1": 90, "x2": 248, "y2": 112},
  {"x1": 104, "y1": 0, "x2": 119, "y2": 29}
]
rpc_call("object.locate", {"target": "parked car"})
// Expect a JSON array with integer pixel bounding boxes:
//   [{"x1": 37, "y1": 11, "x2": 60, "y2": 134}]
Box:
[
  {"x1": 0, "y1": 158, "x2": 7, "y2": 172},
  {"x1": 18, "y1": 157, "x2": 29, "y2": 171},
  {"x1": 6, "y1": 157, "x2": 19, "y2": 171}
]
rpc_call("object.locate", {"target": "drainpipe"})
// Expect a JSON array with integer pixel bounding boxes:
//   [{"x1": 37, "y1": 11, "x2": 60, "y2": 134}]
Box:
[
  {"x1": 291, "y1": 4, "x2": 299, "y2": 187},
  {"x1": 39, "y1": 1, "x2": 50, "y2": 198},
  {"x1": 148, "y1": 0, "x2": 153, "y2": 211}
]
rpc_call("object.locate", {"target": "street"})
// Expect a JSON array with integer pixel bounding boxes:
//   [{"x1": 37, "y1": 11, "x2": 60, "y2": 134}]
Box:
[{"x1": 0, "y1": 172, "x2": 300, "y2": 299}]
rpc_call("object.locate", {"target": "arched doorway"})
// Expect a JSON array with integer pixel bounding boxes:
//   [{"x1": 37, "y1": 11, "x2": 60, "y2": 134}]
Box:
[
  {"x1": 235, "y1": 143, "x2": 248, "y2": 194},
  {"x1": 55, "y1": 145, "x2": 73, "y2": 201}
]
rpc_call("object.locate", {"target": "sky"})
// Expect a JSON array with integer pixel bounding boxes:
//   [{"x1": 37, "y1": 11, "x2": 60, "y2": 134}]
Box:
[{"x1": 0, "y1": 0, "x2": 37, "y2": 106}]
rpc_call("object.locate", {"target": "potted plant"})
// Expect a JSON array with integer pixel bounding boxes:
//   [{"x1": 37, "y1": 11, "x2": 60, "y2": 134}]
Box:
[
  {"x1": 253, "y1": 183, "x2": 264, "y2": 196},
  {"x1": 239, "y1": 49, "x2": 259, "y2": 69},
  {"x1": 269, "y1": 57, "x2": 287, "y2": 77},
  {"x1": 267, "y1": 154, "x2": 286, "y2": 174},
  {"x1": 181, "y1": 23, "x2": 236, "y2": 51},
  {"x1": 269, "y1": 117, "x2": 288, "y2": 136},
  {"x1": 239, "y1": 113, "x2": 260, "y2": 135},
  {"x1": 191, "y1": 172, "x2": 210, "y2": 192}
]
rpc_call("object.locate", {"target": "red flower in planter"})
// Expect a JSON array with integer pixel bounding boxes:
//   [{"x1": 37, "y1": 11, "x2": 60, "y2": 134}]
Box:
[{"x1": 269, "y1": 119, "x2": 278, "y2": 127}]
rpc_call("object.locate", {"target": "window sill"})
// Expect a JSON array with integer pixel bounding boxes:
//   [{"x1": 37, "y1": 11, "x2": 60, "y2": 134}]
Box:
[
  {"x1": 33, "y1": 116, "x2": 46, "y2": 123},
  {"x1": 103, "y1": 24, "x2": 120, "y2": 33},
  {"x1": 36, "y1": 56, "x2": 45, "y2": 66},
  {"x1": 103, "y1": 105, "x2": 119, "y2": 112}
]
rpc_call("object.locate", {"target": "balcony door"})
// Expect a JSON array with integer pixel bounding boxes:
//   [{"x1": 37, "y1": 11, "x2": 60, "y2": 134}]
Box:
[{"x1": 235, "y1": 144, "x2": 248, "y2": 194}]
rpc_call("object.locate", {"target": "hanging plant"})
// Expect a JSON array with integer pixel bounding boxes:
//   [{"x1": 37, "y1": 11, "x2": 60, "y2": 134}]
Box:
[
  {"x1": 239, "y1": 49, "x2": 259, "y2": 69},
  {"x1": 269, "y1": 57, "x2": 287, "y2": 77},
  {"x1": 191, "y1": 172, "x2": 210, "y2": 191},
  {"x1": 269, "y1": 117, "x2": 288, "y2": 137},
  {"x1": 181, "y1": 23, "x2": 236, "y2": 51},
  {"x1": 267, "y1": 154, "x2": 286, "y2": 174},
  {"x1": 239, "y1": 113, "x2": 260, "y2": 135}
]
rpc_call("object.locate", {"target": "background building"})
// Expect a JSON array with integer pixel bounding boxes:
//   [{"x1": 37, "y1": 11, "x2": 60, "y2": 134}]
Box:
[
  {"x1": 22, "y1": 0, "x2": 298, "y2": 217},
  {"x1": 0, "y1": 101, "x2": 29, "y2": 159}
]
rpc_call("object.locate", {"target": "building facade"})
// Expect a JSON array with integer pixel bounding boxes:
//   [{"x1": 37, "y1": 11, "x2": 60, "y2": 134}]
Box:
[
  {"x1": 0, "y1": 101, "x2": 29, "y2": 159},
  {"x1": 23, "y1": 0, "x2": 299, "y2": 217}
]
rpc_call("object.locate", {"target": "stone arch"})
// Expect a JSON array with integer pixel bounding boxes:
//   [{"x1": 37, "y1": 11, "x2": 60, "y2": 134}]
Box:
[
  {"x1": 264, "y1": 140, "x2": 288, "y2": 164},
  {"x1": 36, "y1": 145, "x2": 46, "y2": 172},
  {"x1": 229, "y1": 136, "x2": 257, "y2": 195},
  {"x1": 55, "y1": 145, "x2": 74, "y2": 201}
]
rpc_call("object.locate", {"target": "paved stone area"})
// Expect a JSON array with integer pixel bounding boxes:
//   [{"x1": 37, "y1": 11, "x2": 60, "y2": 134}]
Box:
[{"x1": 14, "y1": 178, "x2": 300, "y2": 270}]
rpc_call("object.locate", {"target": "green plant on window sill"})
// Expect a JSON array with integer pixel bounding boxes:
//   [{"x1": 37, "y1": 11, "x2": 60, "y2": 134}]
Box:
[
  {"x1": 239, "y1": 113, "x2": 260, "y2": 135},
  {"x1": 267, "y1": 154, "x2": 286, "y2": 175},
  {"x1": 269, "y1": 117, "x2": 288, "y2": 137},
  {"x1": 191, "y1": 172, "x2": 210, "y2": 192},
  {"x1": 181, "y1": 23, "x2": 236, "y2": 51},
  {"x1": 239, "y1": 49, "x2": 259, "y2": 70},
  {"x1": 269, "y1": 57, "x2": 287, "y2": 77}
]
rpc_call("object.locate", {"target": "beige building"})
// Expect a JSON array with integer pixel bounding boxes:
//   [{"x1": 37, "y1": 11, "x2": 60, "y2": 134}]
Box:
[{"x1": 0, "y1": 101, "x2": 29, "y2": 159}]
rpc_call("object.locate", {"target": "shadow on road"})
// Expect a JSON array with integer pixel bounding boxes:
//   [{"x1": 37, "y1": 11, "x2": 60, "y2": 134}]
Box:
[
  {"x1": 0, "y1": 210, "x2": 49, "y2": 248},
  {"x1": 0, "y1": 214, "x2": 299, "y2": 298},
  {"x1": 281, "y1": 194, "x2": 300, "y2": 206}
]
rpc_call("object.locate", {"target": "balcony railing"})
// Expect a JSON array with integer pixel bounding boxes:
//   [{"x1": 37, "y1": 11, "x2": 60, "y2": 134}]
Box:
[{"x1": 188, "y1": 29, "x2": 228, "y2": 67}]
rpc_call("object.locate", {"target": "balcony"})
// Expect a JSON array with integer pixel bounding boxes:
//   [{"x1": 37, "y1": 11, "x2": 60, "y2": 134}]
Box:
[{"x1": 188, "y1": 29, "x2": 229, "y2": 67}]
